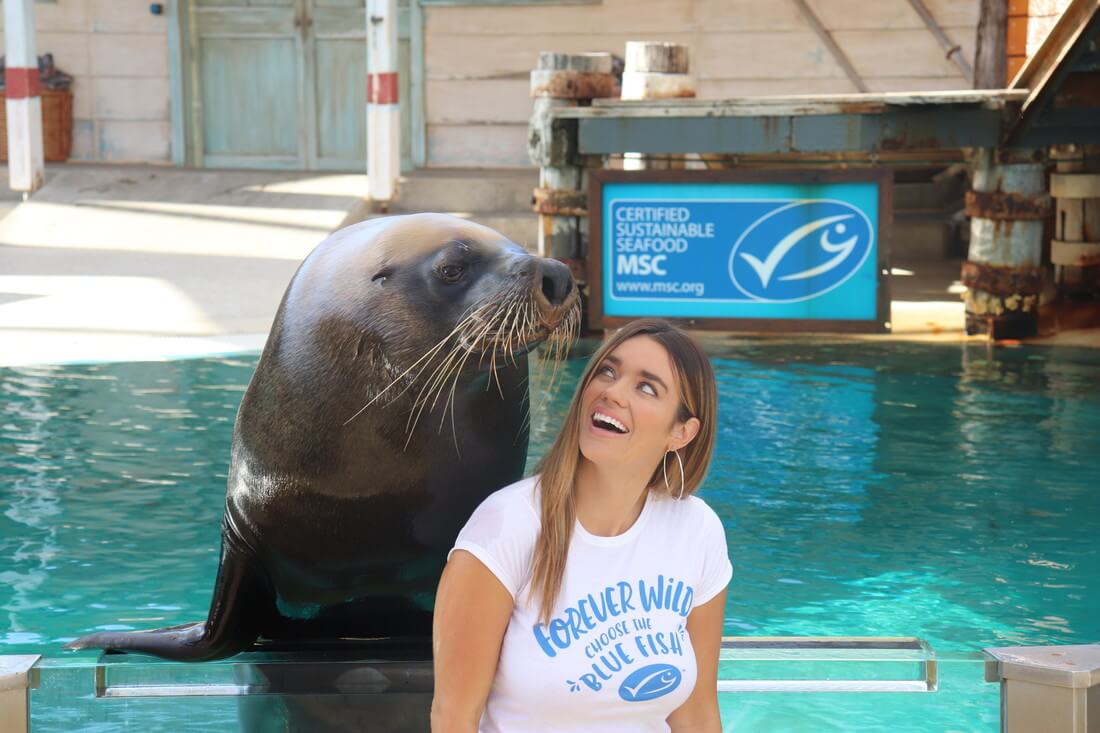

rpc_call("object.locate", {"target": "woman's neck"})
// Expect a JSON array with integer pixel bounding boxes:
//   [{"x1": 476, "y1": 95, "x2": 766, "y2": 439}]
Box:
[{"x1": 573, "y1": 458, "x2": 651, "y2": 537}]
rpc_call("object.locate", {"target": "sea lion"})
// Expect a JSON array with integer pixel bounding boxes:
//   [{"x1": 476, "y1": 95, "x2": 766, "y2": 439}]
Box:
[{"x1": 69, "y1": 213, "x2": 579, "y2": 662}]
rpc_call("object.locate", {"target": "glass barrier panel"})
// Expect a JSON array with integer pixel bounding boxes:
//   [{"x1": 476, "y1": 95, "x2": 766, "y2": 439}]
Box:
[
  {"x1": 716, "y1": 638, "x2": 999, "y2": 731},
  {"x1": 24, "y1": 638, "x2": 999, "y2": 732}
]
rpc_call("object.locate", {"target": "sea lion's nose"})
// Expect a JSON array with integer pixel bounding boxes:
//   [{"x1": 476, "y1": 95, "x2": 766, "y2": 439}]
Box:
[{"x1": 538, "y1": 258, "x2": 574, "y2": 306}]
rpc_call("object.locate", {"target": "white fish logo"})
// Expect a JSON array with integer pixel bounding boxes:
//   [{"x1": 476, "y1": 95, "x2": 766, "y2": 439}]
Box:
[
  {"x1": 729, "y1": 201, "x2": 873, "y2": 302},
  {"x1": 618, "y1": 663, "x2": 682, "y2": 702}
]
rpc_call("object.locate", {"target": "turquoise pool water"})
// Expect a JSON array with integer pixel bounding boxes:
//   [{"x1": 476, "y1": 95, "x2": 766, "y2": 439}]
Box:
[{"x1": 2, "y1": 341, "x2": 1098, "y2": 731}]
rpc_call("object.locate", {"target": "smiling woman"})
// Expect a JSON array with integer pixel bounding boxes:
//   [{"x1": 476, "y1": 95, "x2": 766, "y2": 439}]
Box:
[{"x1": 432, "y1": 319, "x2": 731, "y2": 733}]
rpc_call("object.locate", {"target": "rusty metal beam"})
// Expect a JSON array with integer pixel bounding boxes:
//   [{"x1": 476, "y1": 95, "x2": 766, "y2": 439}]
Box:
[
  {"x1": 561, "y1": 90, "x2": 1027, "y2": 117},
  {"x1": 964, "y1": 189, "x2": 1053, "y2": 219},
  {"x1": 574, "y1": 106, "x2": 1008, "y2": 156}
]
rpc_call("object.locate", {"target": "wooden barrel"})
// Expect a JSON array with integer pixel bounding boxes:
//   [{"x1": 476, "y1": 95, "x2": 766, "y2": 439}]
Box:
[{"x1": 621, "y1": 42, "x2": 695, "y2": 171}]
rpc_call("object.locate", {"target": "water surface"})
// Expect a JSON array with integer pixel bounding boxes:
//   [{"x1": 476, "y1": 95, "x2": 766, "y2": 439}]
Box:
[{"x1": 2, "y1": 341, "x2": 1097, "y2": 730}]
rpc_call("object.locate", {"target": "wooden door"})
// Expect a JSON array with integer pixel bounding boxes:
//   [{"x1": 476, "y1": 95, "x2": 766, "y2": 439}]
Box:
[
  {"x1": 190, "y1": 0, "x2": 307, "y2": 169},
  {"x1": 187, "y1": 0, "x2": 411, "y2": 170},
  {"x1": 307, "y1": 0, "x2": 366, "y2": 169}
]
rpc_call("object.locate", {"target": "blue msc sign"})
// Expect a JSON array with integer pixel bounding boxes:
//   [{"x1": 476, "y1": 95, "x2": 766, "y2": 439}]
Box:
[{"x1": 598, "y1": 178, "x2": 885, "y2": 325}]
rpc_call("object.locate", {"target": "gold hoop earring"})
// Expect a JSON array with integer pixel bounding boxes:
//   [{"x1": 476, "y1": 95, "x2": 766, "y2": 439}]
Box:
[
  {"x1": 663, "y1": 450, "x2": 686, "y2": 500},
  {"x1": 675, "y1": 450, "x2": 685, "y2": 500}
]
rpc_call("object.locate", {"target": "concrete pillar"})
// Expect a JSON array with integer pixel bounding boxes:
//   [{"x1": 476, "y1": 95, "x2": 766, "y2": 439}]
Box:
[
  {"x1": 985, "y1": 644, "x2": 1100, "y2": 733},
  {"x1": 3, "y1": 0, "x2": 45, "y2": 194},
  {"x1": 367, "y1": 0, "x2": 399, "y2": 204},
  {"x1": 0, "y1": 656, "x2": 39, "y2": 733},
  {"x1": 962, "y1": 148, "x2": 1051, "y2": 339},
  {"x1": 621, "y1": 42, "x2": 695, "y2": 171},
  {"x1": 1050, "y1": 144, "x2": 1100, "y2": 298}
]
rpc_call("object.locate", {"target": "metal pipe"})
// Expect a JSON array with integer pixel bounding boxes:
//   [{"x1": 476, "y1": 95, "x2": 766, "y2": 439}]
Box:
[
  {"x1": 905, "y1": 0, "x2": 974, "y2": 84},
  {"x1": 790, "y1": 0, "x2": 869, "y2": 93}
]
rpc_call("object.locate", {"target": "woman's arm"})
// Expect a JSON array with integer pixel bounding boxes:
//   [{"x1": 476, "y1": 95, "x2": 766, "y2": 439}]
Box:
[
  {"x1": 431, "y1": 549, "x2": 515, "y2": 733},
  {"x1": 666, "y1": 586, "x2": 728, "y2": 733}
]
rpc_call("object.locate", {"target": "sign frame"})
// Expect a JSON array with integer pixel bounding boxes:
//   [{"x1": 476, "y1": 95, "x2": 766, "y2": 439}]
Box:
[{"x1": 587, "y1": 168, "x2": 893, "y2": 333}]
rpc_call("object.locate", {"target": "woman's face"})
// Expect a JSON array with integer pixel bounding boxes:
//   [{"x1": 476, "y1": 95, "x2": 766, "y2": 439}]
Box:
[{"x1": 577, "y1": 335, "x2": 698, "y2": 474}]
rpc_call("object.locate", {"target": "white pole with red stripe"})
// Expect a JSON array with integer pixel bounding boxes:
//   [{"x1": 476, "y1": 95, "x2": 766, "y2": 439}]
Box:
[
  {"x1": 367, "y1": 0, "x2": 399, "y2": 204},
  {"x1": 4, "y1": 0, "x2": 45, "y2": 194}
]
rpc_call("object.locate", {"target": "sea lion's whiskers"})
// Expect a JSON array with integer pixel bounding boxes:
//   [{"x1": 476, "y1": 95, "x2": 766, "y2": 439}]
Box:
[
  {"x1": 506, "y1": 292, "x2": 535, "y2": 369},
  {"x1": 406, "y1": 337, "x2": 470, "y2": 439},
  {"x1": 399, "y1": 301, "x2": 500, "y2": 437},
  {"x1": 432, "y1": 310, "x2": 499, "y2": 451},
  {"x1": 343, "y1": 300, "x2": 497, "y2": 426},
  {"x1": 522, "y1": 301, "x2": 574, "y2": 429},
  {"x1": 530, "y1": 302, "x2": 578, "y2": 417},
  {"x1": 412, "y1": 299, "x2": 501, "y2": 440},
  {"x1": 343, "y1": 336, "x2": 448, "y2": 426},
  {"x1": 484, "y1": 291, "x2": 525, "y2": 396},
  {"x1": 499, "y1": 291, "x2": 526, "y2": 364}
]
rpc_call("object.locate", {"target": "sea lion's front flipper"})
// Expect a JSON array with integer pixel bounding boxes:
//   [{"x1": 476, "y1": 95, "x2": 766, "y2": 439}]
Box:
[{"x1": 67, "y1": 533, "x2": 270, "y2": 662}]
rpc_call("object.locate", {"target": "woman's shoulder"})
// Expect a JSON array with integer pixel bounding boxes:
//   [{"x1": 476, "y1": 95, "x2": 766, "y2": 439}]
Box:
[
  {"x1": 651, "y1": 490, "x2": 722, "y2": 521},
  {"x1": 475, "y1": 475, "x2": 541, "y2": 524},
  {"x1": 452, "y1": 475, "x2": 542, "y2": 600}
]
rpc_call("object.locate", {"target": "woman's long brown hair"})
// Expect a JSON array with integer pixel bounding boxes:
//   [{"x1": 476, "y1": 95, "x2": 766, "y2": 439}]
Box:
[{"x1": 529, "y1": 318, "x2": 717, "y2": 623}]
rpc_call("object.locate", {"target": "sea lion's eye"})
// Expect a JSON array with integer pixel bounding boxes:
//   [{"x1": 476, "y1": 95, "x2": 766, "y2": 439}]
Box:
[{"x1": 439, "y1": 264, "x2": 464, "y2": 282}]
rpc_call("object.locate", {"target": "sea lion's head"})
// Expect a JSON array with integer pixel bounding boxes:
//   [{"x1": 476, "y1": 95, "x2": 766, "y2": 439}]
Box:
[{"x1": 279, "y1": 213, "x2": 579, "y2": 426}]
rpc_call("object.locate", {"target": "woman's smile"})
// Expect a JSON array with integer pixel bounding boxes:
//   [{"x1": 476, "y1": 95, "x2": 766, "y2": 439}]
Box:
[{"x1": 577, "y1": 335, "x2": 687, "y2": 470}]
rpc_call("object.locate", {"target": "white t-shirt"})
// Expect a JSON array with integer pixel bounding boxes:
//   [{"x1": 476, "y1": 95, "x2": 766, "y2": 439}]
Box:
[{"x1": 449, "y1": 475, "x2": 733, "y2": 733}]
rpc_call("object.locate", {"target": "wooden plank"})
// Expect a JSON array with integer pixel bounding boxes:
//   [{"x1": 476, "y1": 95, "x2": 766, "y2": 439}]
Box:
[
  {"x1": 695, "y1": 31, "x2": 847, "y2": 80},
  {"x1": 422, "y1": 0, "x2": 695, "y2": 35},
  {"x1": 93, "y1": 77, "x2": 170, "y2": 121},
  {"x1": 803, "y1": 0, "x2": 925, "y2": 30},
  {"x1": 694, "y1": 0, "x2": 805, "y2": 31},
  {"x1": 833, "y1": 28, "x2": 974, "y2": 77},
  {"x1": 32, "y1": 0, "x2": 91, "y2": 33},
  {"x1": 696, "y1": 78, "x2": 857, "y2": 97},
  {"x1": 192, "y1": 6, "x2": 295, "y2": 34},
  {"x1": 791, "y1": 0, "x2": 868, "y2": 91},
  {"x1": 89, "y1": 33, "x2": 169, "y2": 77},
  {"x1": 861, "y1": 75, "x2": 983, "y2": 92},
  {"x1": 426, "y1": 79, "x2": 530, "y2": 124},
  {"x1": 200, "y1": 37, "x2": 300, "y2": 156},
  {"x1": 924, "y1": 0, "x2": 982, "y2": 26},
  {"x1": 313, "y1": 5, "x2": 367, "y2": 38},
  {"x1": 799, "y1": 0, "x2": 978, "y2": 29},
  {"x1": 426, "y1": 123, "x2": 529, "y2": 167},
  {"x1": 314, "y1": 37, "x2": 366, "y2": 161}
]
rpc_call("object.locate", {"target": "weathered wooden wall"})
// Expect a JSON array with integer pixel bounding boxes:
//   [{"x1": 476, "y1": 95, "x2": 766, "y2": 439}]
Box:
[
  {"x1": 423, "y1": 0, "x2": 981, "y2": 168},
  {"x1": 0, "y1": 0, "x2": 171, "y2": 162}
]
